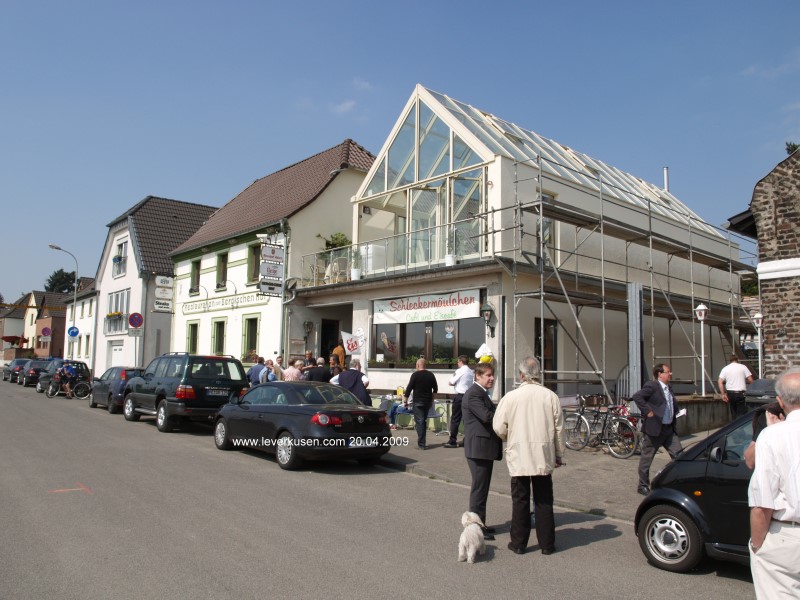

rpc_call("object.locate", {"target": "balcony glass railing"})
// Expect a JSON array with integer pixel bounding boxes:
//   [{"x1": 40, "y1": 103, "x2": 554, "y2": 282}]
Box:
[{"x1": 299, "y1": 219, "x2": 489, "y2": 288}]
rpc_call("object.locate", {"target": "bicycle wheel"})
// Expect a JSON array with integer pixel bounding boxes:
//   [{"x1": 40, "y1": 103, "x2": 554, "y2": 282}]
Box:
[
  {"x1": 73, "y1": 381, "x2": 91, "y2": 400},
  {"x1": 605, "y1": 417, "x2": 637, "y2": 459},
  {"x1": 563, "y1": 412, "x2": 590, "y2": 450}
]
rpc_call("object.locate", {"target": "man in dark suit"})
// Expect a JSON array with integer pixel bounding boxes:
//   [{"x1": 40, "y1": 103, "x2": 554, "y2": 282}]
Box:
[
  {"x1": 305, "y1": 357, "x2": 332, "y2": 383},
  {"x1": 462, "y1": 362, "x2": 502, "y2": 539},
  {"x1": 403, "y1": 358, "x2": 438, "y2": 449},
  {"x1": 632, "y1": 363, "x2": 683, "y2": 495}
]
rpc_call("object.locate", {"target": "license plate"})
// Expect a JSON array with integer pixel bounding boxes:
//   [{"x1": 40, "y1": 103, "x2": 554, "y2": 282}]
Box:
[{"x1": 206, "y1": 388, "x2": 229, "y2": 397}]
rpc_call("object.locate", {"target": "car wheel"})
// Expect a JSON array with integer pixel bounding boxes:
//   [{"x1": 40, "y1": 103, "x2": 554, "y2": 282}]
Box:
[
  {"x1": 107, "y1": 394, "x2": 118, "y2": 414},
  {"x1": 275, "y1": 431, "x2": 302, "y2": 470},
  {"x1": 214, "y1": 419, "x2": 232, "y2": 450},
  {"x1": 156, "y1": 400, "x2": 173, "y2": 432},
  {"x1": 123, "y1": 396, "x2": 140, "y2": 421},
  {"x1": 88, "y1": 392, "x2": 97, "y2": 408},
  {"x1": 638, "y1": 504, "x2": 704, "y2": 572},
  {"x1": 18, "y1": 376, "x2": 23, "y2": 385},
  {"x1": 36, "y1": 381, "x2": 44, "y2": 393}
]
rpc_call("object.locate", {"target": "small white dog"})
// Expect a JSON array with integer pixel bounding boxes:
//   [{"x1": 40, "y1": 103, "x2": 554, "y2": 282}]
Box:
[{"x1": 457, "y1": 511, "x2": 486, "y2": 563}]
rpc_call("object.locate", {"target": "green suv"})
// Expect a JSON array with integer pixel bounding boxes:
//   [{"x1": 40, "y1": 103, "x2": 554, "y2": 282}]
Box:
[{"x1": 123, "y1": 353, "x2": 247, "y2": 432}]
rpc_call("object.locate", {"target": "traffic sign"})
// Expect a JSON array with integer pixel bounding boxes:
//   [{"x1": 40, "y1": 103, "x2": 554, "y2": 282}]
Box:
[
  {"x1": 42, "y1": 327, "x2": 52, "y2": 336},
  {"x1": 127, "y1": 328, "x2": 143, "y2": 337},
  {"x1": 129, "y1": 312, "x2": 144, "y2": 328},
  {"x1": 68, "y1": 326, "x2": 79, "y2": 337}
]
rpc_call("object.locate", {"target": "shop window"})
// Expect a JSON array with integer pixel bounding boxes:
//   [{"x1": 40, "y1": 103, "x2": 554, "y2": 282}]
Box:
[{"x1": 372, "y1": 317, "x2": 484, "y2": 364}]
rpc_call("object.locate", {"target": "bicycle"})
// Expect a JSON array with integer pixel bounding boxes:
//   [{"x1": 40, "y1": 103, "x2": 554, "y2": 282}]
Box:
[
  {"x1": 563, "y1": 394, "x2": 638, "y2": 458},
  {"x1": 46, "y1": 375, "x2": 91, "y2": 400}
]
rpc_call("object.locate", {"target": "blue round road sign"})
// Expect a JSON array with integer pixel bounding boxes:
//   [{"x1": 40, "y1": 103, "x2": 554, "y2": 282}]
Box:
[
  {"x1": 68, "y1": 326, "x2": 79, "y2": 337},
  {"x1": 128, "y1": 312, "x2": 144, "y2": 328}
]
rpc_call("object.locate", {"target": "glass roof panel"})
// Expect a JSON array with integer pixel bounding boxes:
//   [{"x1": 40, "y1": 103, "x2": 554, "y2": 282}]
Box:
[
  {"x1": 364, "y1": 156, "x2": 386, "y2": 197},
  {"x1": 419, "y1": 102, "x2": 451, "y2": 180},
  {"x1": 388, "y1": 105, "x2": 416, "y2": 190},
  {"x1": 453, "y1": 134, "x2": 481, "y2": 170}
]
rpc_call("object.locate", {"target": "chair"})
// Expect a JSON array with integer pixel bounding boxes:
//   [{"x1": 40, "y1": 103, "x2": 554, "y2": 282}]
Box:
[
  {"x1": 330, "y1": 256, "x2": 350, "y2": 283},
  {"x1": 310, "y1": 259, "x2": 327, "y2": 286}
]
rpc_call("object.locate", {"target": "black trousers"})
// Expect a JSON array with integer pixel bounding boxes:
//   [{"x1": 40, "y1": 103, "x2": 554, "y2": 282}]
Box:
[
  {"x1": 510, "y1": 475, "x2": 555, "y2": 552},
  {"x1": 467, "y1": 457, "x2": 494, "y2": 525},
  {"x1": 448, "y1": 394, "x2": 463, "y2": 444},
  {"x1": 638, "y1": 425, "x2": 682, "y2": 488},
  {"x1": 413, "y1": 400, "x2": 432, "y2": 447},
  {"x1": 727, "y1": 391, "x2": 747, "y2": 420}
]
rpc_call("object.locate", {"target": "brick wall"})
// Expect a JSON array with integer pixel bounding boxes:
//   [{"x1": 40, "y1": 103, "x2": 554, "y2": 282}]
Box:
[{"x1": 751, "y1": 152, "x2": 800, "y2": 376}]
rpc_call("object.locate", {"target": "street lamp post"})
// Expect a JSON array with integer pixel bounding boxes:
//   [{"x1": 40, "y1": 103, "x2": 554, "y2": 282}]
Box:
[
  {"x1": 753, "y1": 312, "x2": 764, "y2": 379},
  {"x1": 695, "y1": 303, "x2": 709, "y2": 396},
  {"x1": 49, "y1": 244, "x2": 78, "y2": 359}
]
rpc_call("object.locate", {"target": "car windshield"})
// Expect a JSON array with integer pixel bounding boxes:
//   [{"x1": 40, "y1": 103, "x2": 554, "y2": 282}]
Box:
[
  {"x1": 293, "y1": 383, "x2": 362, "y2": 405},
  {"x1": 124, "y1": 369, "x2": 144, "y2": 379},
  {"x1": 31, "y1": 361, "x2": 50, "y2": 369},
  {"x1": 189, "y1": 359, "x2": 245, "y2": 381}
]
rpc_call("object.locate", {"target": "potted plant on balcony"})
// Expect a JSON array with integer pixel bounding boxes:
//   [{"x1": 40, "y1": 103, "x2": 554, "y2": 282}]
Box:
[
  {"x1": 350, "y1": 246, "x2": 362, "y2": 281},
  {"x1": 445, "y1": 229, "x2": 457, "y2": 267}
]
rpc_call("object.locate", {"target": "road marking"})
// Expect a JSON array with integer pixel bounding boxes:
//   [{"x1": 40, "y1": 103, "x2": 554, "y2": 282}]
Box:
[{"x1": 48, "y1": 482, "x2": 93, "y2": 494}]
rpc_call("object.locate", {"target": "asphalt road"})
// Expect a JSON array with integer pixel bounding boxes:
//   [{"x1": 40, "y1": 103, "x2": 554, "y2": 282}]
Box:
[{"x1": 0, "y1": 383, "x2": 754, "y2": 600}]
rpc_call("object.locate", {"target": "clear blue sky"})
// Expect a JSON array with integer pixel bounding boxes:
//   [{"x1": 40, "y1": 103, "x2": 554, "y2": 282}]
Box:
[{"x1": 2, "y1": 0, "x2": 798, "y2": 301}]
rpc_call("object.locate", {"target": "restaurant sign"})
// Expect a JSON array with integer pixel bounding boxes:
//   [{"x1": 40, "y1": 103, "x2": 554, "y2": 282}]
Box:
[{"x1": 373, "y1": 290, "x2": 479, "y2": 324}]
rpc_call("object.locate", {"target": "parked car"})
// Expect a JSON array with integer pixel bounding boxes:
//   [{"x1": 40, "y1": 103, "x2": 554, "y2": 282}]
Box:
[
  {"x1": 123, "y1": 353, "x2": 248, "y2": 432},
  {"x1": 214, "y1": 381, "x2": 391, "y2": 469},
  {"x1": 89, "y1": 367, "x2": 144, "y2": 413},
  {"x1": 3, "y1": 358, "x2": 30, "y2": 383},
  {"x1": 19, "y1": 359, "x2": 54, "y2": 387},
  {"x1": 635, "y1": 411, "x2": 753, "y2": 572},
  {"x1": 36, "y1": 359, "x2": 91, "y2": 393}
]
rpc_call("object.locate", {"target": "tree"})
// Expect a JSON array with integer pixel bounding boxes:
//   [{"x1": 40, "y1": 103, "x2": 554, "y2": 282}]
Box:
[
  {"x1": 787, "y1": 141, "x2": 799, "y2": 155},
  {"x1": 0, "y1": 292, "x2": 4, "y2": 306},
  {"x1": 45, "y1": 269, "x2": 75, "y2": 293}
]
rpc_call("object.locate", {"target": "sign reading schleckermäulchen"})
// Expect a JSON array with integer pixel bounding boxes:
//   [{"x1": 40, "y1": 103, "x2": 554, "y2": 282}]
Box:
[{"x1": 373, "y1": 290, "x2": 479, "y2": 324}]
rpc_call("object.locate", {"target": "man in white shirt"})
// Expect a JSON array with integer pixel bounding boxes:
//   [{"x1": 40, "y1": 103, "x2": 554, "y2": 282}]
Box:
[
  {"x1": 444, "y1": 355, "x2": 473, "y2": 448},
  {"x1": 748, "y1": 368, "x2": 800, "y2": 598},
  {"x1": 718, "y1": 355, "x2": 754, "y2": 420}
]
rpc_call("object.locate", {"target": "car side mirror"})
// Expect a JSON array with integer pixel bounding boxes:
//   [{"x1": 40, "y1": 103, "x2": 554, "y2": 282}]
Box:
[
  {"x1": 709, "y1": 446, "x2": 722, "y2": 462},
  {"x1": 144, "y1": 372, "x2": 154, "y2": 381}
]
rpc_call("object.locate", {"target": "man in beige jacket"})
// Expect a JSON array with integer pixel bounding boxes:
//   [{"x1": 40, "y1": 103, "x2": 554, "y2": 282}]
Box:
[{"x1": 493, "y1": 356, "x2": 565, "y2": 555}]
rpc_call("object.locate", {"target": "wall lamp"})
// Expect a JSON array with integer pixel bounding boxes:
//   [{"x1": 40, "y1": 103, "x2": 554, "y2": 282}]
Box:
[
  {"x1": 303, "y1": 320, "x2": 314, "y2": 346},
  {"x1": 481, "y1": 302, "x2": 495, "y2": 338}
]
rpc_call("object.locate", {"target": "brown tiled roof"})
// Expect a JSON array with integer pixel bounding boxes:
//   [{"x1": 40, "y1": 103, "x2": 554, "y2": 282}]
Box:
[
  {"x1": 109, "y1": 196, "x2": 218, "y2": 276},
  {"x1": 171, "y1": 139, "x2": 375, "y2": 256},
  {"x1": 0, "y1": 294, "x2": 30, "y2": 319},
  {"x1": 41, "y1": 292, "x2": 70, "y2": 317}
]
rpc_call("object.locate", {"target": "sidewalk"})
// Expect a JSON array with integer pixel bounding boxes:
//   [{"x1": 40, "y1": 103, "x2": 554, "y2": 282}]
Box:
[{"x1": 379, "y1": 425, "x2": 716, "y2": 524}]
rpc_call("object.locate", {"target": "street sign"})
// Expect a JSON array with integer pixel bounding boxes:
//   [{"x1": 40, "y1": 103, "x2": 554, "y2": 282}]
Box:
[
  {"x1": 67, "y1": 326, "x2": 79, "y2": 337},
  {"x1": 40, "y1": 335, "x2": 52, "y2": 342},
  {"x1": 155, "y1": 287, "x2": 173, "y2": 300},
  {"x1": 153, "y1": 299, "x2": 173, "y2": 312},
  {"x1": 261, "y1": 245, "x2": 285, "y2": 262},
  {"x1": 258, "y1": 280, "x2": 282, "y2": 297},
  {"x1": 42, "y1": 327, "x2": 52, "y2": 336},
  {"x1": 128, "y1": 312, "x2": 144, "y2": 328},
  {"x1": 155, "y1": 275, "x2": 174, "y2": 288},
  {"x1": 259, "y1": 262, "x2": 284, "y2": 279},
  {"x1": 127, "y1": 328, "x2": 143, "y2": 337}
]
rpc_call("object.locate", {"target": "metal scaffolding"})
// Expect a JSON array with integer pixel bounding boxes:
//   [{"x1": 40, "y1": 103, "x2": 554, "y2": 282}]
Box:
[{"x1": 502, "y1": 154, "x2": 759, "y2": 399}]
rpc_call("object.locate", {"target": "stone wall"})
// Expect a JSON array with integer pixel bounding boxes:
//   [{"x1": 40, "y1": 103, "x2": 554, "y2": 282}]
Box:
[{"x1": 751, "y1": 152, "x2": 800, "y2": 377}]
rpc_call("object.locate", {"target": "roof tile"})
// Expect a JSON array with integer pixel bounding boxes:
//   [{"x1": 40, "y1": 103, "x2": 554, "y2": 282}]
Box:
[{"x1": 172, "y1": 139, "x2": 374, "y2": 255}]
